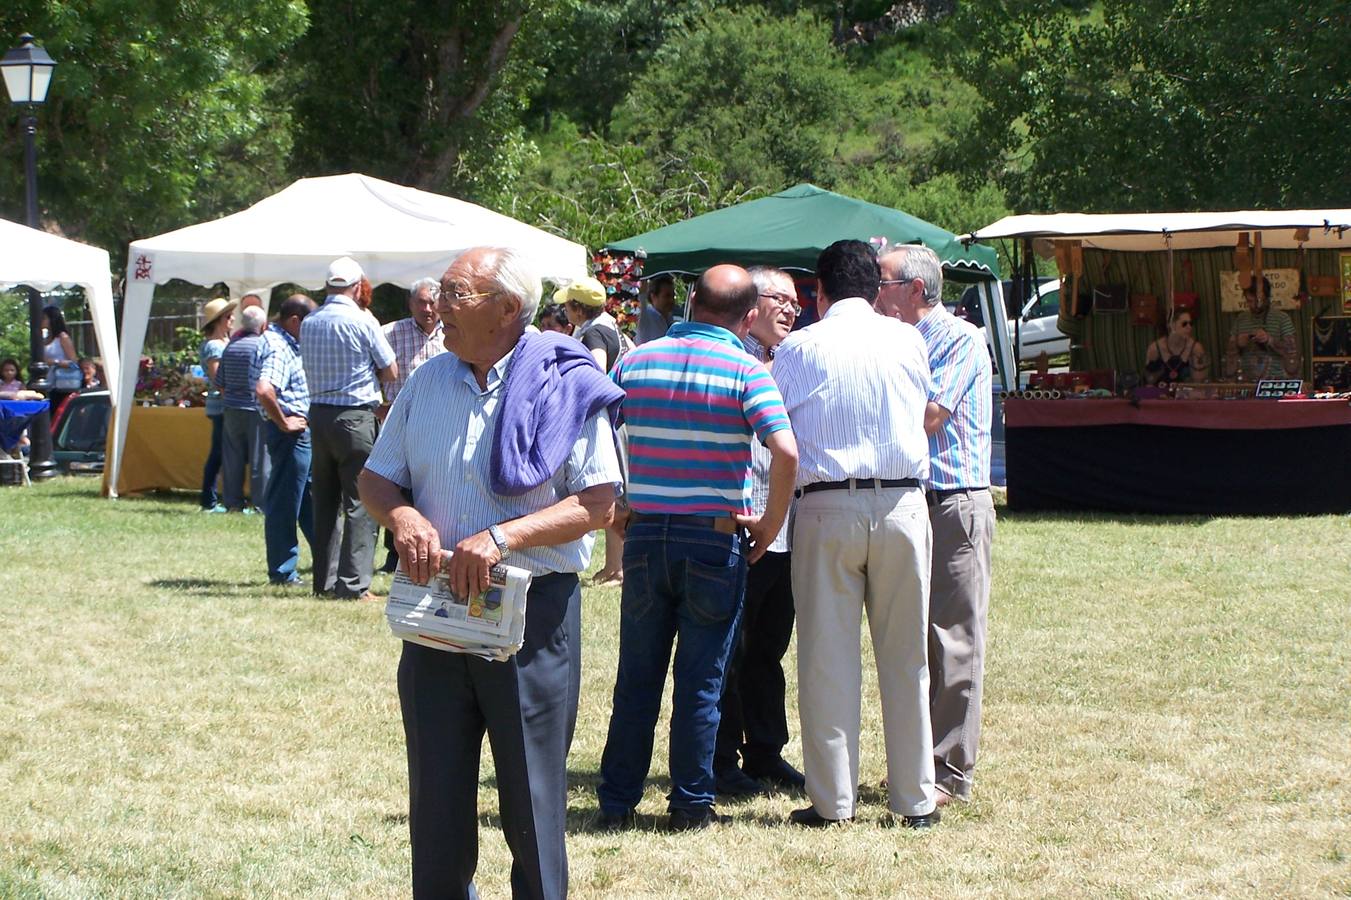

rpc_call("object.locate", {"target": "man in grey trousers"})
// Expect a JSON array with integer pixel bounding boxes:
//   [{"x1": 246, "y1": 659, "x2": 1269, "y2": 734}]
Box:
[
  {"x1": 300, "y1": 257, "x2": 397, "y2": 599},
  {"x1": 877, "y1": 245, "x2": 996, "y2": 806}
]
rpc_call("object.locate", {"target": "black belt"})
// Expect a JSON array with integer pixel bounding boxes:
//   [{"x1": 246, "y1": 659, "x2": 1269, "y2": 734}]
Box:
[
  {"x1": 629, "y1": 511, "x2": 739, "y2": 534},
  {"x1": 927, "y1": 487, "x2": 989, "y2": 505},
  {"x1": 797, "y1": 478, "x2": 921, "y2": 497}
]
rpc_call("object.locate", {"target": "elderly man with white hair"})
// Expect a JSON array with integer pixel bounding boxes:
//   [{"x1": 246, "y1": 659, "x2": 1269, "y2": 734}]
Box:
[
  {"x1": 214, "y1": 304, "x2": 270, "y2": 514},
  {"x1": 877, "y1": 244, "x2": 995, "y2": 810},
  {"x1": 359, "y1": 247, "x2": 623, "y2": 900},
  {"x1": 377, "y1": 277, "x2": 448, "y2": 572}
]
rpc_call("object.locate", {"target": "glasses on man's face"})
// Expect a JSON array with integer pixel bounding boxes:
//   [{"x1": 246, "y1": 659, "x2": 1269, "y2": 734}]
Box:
[
  {"x1": 759, "y1": 292, "x2": 801, "y2": 316},
  {"x1": 1178, "y1": 320, "x2": 1193, "y2": 328},
  {"x1": 437, "y1": 286, "x2": 497, "y2": 306}
]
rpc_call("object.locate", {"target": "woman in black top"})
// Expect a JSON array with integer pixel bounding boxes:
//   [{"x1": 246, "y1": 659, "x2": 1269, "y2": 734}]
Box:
[{"x1": 1144, "y1": 307, "x2": 1209, "y2": 385}]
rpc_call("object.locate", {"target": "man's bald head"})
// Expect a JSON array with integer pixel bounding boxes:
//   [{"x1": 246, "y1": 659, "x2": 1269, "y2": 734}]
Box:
[{"x1": 690, "y1": 264, "x2": 758, "y2": 329}]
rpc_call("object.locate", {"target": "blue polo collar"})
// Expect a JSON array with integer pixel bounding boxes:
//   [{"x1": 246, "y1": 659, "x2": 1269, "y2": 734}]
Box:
[{"x1": 668, "y1": 320, "x2": 746, "y2": 352}]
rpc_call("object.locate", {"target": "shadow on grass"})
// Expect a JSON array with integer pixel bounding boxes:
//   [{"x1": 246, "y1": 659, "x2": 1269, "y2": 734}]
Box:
[
  {"x1": 116, "y1": 490, "x2": 218, "y2": 512},
  {"x1": 996, "y1": 508, "x2": 1219, "y2": 526},
  {"x1": 146, "y1": 578, "x2": 282, "y2": 598}
]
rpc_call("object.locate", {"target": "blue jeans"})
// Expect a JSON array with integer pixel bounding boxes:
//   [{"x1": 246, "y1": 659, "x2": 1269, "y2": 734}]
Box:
[
  {"x1": 262, "y1": 420, "x2": 314, "y2": 584},
  {"x1": 597, "y1": 520, "x2": 747, "y2": 813},
  {"x1": 200, "y1": 413, "x2": 224, "y2": 509}
]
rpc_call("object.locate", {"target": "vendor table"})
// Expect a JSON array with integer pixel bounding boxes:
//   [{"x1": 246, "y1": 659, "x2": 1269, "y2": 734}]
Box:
[
  {"x1": 112, "y1": 405, "x2": 212, "y2": 496},
  {"x1": 1004, "y1": 398, "x2": 1351, "y2": 515}
]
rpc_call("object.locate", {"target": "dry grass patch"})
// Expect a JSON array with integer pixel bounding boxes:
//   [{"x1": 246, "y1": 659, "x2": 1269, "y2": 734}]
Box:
[{"x1": 0, "y1": 480, "x2": 1347, "y2": 897}]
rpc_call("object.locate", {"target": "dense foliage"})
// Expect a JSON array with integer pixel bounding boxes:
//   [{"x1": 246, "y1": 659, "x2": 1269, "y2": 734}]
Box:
[{"x1": 0, "y1": 0, "x2": 1346, "y2": 283}]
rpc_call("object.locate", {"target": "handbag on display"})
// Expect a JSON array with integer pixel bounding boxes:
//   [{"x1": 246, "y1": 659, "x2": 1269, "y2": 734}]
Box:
[
  {"x1": 1173, "y1": 259, "x2": 1199, "y2": 313},
  {"x1": 1092, "y1": 283, "x2": 1127, "y2": 313},
  {"x1": 51, "y1": 365, "x2": 83, "y2": 391},
  {"x1": 1130, "y1": 293, "x2": 1160, "y2": 327},
  {"x1": 1307, "y1": 274, "x2": 1339, "y2": 298}
]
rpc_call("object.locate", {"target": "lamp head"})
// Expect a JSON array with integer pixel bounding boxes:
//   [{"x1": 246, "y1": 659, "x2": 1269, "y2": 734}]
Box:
[{"x1": 2, "y1": 34, "x2": 57, "y2": 105}]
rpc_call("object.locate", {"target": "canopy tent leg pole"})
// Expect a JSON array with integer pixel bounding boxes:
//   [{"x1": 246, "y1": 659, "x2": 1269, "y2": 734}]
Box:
[
  {"x1": 982, "y1": 278, "x2": 1014, "y2": 392},
  {"x1": 103, "y1": 276, "x2": 155, "y2": 498}
]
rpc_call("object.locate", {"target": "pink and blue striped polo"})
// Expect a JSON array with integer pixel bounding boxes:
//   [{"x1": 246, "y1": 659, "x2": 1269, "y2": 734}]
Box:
[{"x1": 612, "y1": 321, "x2": 790, "y2": 516}]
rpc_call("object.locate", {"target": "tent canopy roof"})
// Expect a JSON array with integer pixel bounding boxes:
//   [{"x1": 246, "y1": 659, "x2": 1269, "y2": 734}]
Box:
[
  {"x1": 129, "y1": 173, "x2": 587, "y2": 292},
  {"x1": 967, "y1": 210, "x2": 1351, "y2": 252},
  {"x1": 0, "y1": 217, "x2": 120, "y2": 400},
  {"x1": 0, "y1": 216, "x2": 112, "y2": 294},
  {"x1": 607, "y1": 183, "x2": 999, "y2": 282}
]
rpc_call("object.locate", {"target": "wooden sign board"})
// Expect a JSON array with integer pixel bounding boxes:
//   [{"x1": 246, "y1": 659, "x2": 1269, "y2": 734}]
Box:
[
  {"x1": 1341, "y1": 253, "x2": 1351, "y2": 314},
  {"x1": 1219, "y1": 268, "x2": 1300, "y2": 312}
]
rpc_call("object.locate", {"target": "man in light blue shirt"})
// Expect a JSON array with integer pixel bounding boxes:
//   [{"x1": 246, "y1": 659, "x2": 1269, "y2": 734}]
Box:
[
  {"x1": 359, "y1": 246, "x2": 621, "y2": 899},
  {"x1": 301, "y1": 256, "x2": 397, "y2": 599},
  {"x1": 879, "y1": 245, "x2": 995, "y2": 809},
  {"x1": 253, "y1": 294, "x2": 316, "y2": 586}
]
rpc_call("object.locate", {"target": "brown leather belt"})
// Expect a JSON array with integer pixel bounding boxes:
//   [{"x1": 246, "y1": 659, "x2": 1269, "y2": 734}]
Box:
[{"x1": 629, "y1": 511, "x2": 739, "y2": 534}]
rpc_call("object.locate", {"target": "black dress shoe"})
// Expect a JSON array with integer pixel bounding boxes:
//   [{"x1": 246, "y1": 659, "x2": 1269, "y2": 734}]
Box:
[
  {"x1": 744, "y1": 756, "x2": 806, "y2": 791},
  {"x1": 668, "y1": 806, "x2": 722, "y2": 831},
  {"x1": 715, "y1": 767, "x2": 765, "y2": 797},
  {"x1": 894, "y1": 809, "x2": 941, "y2": 830},
  {"x1": 788, "y1": 806, "x2": 852, "y2": 827},
  {"x1": 594, "y1": 808, "x2": 636, "y2": 832}
]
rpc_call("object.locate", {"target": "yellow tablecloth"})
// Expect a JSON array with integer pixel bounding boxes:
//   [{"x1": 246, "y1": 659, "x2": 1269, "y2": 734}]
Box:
[{"x1": 106, "y1": 405, "x2": 214, "y2": 496}]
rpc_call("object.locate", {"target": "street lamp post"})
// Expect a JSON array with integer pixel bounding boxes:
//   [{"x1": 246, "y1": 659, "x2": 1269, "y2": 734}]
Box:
[{"x1": 2, "y1": 33, "x2": 58, "y2": 480}]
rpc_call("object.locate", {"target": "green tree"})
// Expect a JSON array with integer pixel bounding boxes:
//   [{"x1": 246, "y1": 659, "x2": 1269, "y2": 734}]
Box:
[
  {"x1": 509, "y1": 119, "x2": 756, "y2": 250},
  {"x1": 0, "y1": 2, "x2": 307, "y2": 254},
  {"x1": 617, "y1": 8, "x2": 856, "y2": 195},
  {"x1": 289, "y1": 0, "x2": 553, "y2": 204},
  {"x1": 944, "y1": 0, "x2": 1351, "y2": 212}
]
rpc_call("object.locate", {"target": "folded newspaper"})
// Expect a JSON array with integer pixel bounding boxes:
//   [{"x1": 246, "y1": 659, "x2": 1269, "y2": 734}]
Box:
[{"x1": 385, "y1": 554, "x2": 533, "y2": 661}]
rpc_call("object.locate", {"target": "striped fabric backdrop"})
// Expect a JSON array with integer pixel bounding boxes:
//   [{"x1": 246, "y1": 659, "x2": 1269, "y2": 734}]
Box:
[{"x1": 1058, "y1": 247, "x2": 1345, "y2": 380}]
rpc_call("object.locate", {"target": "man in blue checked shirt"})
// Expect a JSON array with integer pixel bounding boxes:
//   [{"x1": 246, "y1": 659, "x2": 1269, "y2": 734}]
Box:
[
  {"x1": 878, "y1": 244, "x2": 995, "y2": 810},
  {"x1": 301, "y1": 257, "x2": 398, "y2": 600},
  {"x1": 253, "y1": 294, "x2": 317, "y2": 586}
]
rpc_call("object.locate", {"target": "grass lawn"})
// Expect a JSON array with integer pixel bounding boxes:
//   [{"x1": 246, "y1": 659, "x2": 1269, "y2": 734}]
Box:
[{"x1": 1, "y1": 478, "x2": 1348, "y2": 898}]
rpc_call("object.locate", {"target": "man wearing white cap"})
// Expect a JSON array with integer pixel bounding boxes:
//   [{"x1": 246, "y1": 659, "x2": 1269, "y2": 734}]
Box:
[{"x1": 301, "y1": 257, "x2": 398, "y2": 600}]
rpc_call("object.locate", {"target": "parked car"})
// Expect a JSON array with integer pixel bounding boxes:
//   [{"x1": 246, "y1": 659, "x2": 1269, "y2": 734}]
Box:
[
  {"x1": 954, "y1": 277, "x2": 1070, "y2": 363},
  {"x1": 52, "y1": 389, "x2": 109, "y2": 474}
]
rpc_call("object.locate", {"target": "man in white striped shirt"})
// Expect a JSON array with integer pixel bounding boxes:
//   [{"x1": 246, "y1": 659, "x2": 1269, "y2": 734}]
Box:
[
  {"x1": 878, "y1": 245, "x2": 995, "y2": 810},
  {"x1": 772, "y1": 239, "x2": 940, "y2": 830}
]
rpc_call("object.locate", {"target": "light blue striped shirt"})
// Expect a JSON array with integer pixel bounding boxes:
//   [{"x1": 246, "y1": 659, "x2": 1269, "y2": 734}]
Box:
[
  {"x1": 364, "y1": 347, "x2": 623, "y2": 576},
  {"x1": 300, "y1": 295, "x2": 395, "y2": 407},
  {"x1": 252, "y1": 324, "x2": 310, "y2": 418},
  {"x1": 773, "y1": 297, "x2": 931, "y2": 487},
  {"x1": 915, "y1": 304, "x2": 992, "y2": 489}
]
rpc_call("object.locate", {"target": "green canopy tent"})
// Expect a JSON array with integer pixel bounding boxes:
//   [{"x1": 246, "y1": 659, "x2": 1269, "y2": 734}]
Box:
[
  {"x1": 606, "y1": 183, "x2": 1015, "y2": 385},
  {"x1": 607, "y1": 183, "x2": 999, "y2": 281}
]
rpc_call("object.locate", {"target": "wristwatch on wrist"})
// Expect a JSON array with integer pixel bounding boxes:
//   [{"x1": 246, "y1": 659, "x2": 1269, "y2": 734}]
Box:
[{"x1": 487, "y1": 524, "x2": 511, "y2": 562}]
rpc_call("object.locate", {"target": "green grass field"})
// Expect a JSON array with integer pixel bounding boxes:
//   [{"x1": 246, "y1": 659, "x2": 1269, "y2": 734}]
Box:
[{"x1": 1, "y1": 479, "x2": 1348, "y2": 898}]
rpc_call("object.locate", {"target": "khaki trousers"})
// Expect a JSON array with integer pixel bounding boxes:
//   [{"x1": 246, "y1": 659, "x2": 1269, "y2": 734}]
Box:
[
  {"x1": 793, "y1": 485, "x2": 935, "y2": 818},
  {"x1": 928, "y1": 489, "x2": 996, "y2": 800}
]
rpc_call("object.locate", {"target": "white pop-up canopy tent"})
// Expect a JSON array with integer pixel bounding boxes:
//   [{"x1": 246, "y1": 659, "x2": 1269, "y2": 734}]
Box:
[
  {"x1": 108, "y1": 172, "x2": 588, "y2": 497},
  {"x1": 966, "y1": 210, "x2": 1351, "y2": 250},
  {"x1": 0, "y1": 216, "x2": 120, "y2": 406}
]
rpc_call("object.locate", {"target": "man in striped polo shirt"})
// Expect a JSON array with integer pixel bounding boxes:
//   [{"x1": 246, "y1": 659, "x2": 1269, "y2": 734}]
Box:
[
  {"x1": 878, "y1": 244, "x2": 995, "y2": 809},
  {"x1": 596, "y1": 264, "x2": 798, "y2": 832}
]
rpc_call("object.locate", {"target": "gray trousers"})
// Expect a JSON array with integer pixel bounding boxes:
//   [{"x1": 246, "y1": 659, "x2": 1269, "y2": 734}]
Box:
[
  {"x1": 308, "y1": 404, "x2": 378, "y2": 597},
  {"x1": 399, "y1": 573, "x2": 581, "y2": 900},
  {"x1": 221, "y1": 407, "x2": 268, "y2": 510},
  {"x1": 927, "y1": 488, "x2": 996, "y2": 800}
]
